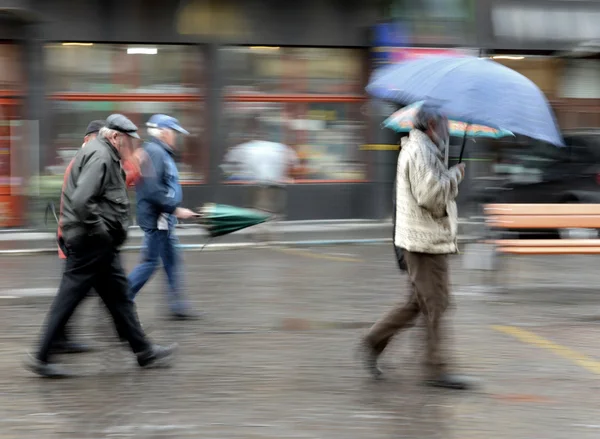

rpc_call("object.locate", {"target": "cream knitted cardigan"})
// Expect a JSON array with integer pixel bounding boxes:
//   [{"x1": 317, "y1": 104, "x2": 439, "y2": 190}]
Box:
[{"x1": 394, "y1": 129, "x2": 463, "y2": 254}]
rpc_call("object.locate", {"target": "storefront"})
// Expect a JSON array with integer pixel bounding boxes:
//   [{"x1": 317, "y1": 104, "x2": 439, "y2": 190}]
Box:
[
  {"x1": 0, "y1": 0, "x2": 382, "y2": 227},
  {"x1": 7, "y1": 0, "x2": 597, "y2": 226},
  {"x1": 479, "y1": 0, "x2": 600, "y2": 130}
]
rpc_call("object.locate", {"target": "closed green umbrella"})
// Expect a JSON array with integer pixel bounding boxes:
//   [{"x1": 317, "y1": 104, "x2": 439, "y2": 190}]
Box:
[{"x1": 198, "y1": 203, "x2": 271, "y2": 238}]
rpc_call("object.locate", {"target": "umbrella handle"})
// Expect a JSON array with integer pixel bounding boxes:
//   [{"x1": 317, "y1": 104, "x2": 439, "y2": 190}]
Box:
[{"x1": 458, "y1": 125, "x2": 469, "y2": 164}]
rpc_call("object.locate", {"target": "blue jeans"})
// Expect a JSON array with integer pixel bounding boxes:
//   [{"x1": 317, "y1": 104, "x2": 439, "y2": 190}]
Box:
[{"x1": 128, "y1": 229, "x2": 189, "y2": 313}]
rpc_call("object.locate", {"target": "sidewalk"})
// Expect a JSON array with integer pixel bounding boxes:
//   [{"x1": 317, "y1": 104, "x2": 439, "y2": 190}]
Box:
[
  {"x1": 1, "y1": 246, "x2": 600, "y2": 438},
  {"x1": 0, "y1": 219, "x2": 479, "y2": 254}
]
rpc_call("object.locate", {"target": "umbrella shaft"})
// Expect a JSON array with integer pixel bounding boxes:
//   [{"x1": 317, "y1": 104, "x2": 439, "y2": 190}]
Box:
[{"x1": 458, "y1": 126, "x2": 469, "y2": 164}]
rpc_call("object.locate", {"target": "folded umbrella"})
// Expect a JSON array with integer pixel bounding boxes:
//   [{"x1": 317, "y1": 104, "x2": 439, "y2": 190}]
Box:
[
  {"x1": 367, "y1": 56, "x2": 564, "y2": 148},
  {"x1": 198, "y1": 203, "x2": 272, "y2": 238}
]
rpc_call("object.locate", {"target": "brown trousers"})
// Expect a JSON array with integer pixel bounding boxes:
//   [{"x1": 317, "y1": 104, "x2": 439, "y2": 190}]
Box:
[{"x1": 366, "y1": 251, "x2": 450, "y2": 375}]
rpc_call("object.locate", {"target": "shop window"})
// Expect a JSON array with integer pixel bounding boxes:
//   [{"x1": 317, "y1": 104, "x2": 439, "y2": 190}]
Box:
[
  {"x1": 221, "y1": 47, "x2": 364, "y2": 95},
  {"x1": 44, "y1": 43, "x2": 206, "y2": 183},
  {"x1": 45, "y1": 100, "x2": 206, "y2": 183},
  {"x1": 0, "y1": 43, "x2": 25, "y2": 227},
  {"x1": 221, "y1": 46, "x2": 367, "y2": 183}
]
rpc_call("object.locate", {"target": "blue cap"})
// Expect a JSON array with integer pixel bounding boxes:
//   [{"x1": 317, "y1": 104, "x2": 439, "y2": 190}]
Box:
[{"x1": 146, "y1": 114, "x2": 189, "y2": 135}]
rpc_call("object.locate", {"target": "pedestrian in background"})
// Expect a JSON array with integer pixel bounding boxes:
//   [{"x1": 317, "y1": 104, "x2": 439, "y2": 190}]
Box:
[
  {"x1": 25, "y1": 114, "x2": 177, "y2": 378},
  {"x1": 360, "y1": 106, "x2": 472, "y2": 390},
  {"x1": 127, "y1": 114, "x2": 200, "y2": 320},
  {"x1": 223, "y1": 114, "x2": 298, "y2": 242}
]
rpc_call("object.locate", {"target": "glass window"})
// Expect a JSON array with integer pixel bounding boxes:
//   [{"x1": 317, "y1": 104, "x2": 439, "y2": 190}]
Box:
[
  {"x1": 0, "y1": 44, "x2": 24, "y2": 92},
  {"x1": 221, "y1": 47, "x2": 364, "y2": 95},
  {"x1": 221, "y1": 46, "x2": 367, "y2": 183},
  {"x1": 45, "y1": 44, "x2": 204, "y2": 94},
  {"x1": 44, "y1": 43, "x2": 206, "y2": 185},
  {"x1": 222, "y1": 101, "x2": 366, "y2": 182},
  {"x1": 44, "y1": 100, "x2": 206, "y2": 183}
]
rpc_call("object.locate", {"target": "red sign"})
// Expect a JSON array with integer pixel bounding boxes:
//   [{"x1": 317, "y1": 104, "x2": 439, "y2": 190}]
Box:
[
  {"x1": 0, "y1": 192, "x2": 22, "y2": 228},
  {"x1": 388, "y1": 47, "x2": 473, "y2": 63}
]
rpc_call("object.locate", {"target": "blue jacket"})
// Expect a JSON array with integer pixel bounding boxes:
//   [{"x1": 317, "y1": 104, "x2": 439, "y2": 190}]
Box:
[{"x1": 135, "y1": 137, "x2": 182, "y2": 231}]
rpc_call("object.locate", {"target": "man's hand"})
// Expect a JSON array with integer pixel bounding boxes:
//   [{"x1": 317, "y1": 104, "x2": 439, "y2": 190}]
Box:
[
  {"x1": 454, "y1": 163, "x2": 466, "y2": 179},
  {"x1": 174, "y1": 207, "x2": 198, "y2": 219}
]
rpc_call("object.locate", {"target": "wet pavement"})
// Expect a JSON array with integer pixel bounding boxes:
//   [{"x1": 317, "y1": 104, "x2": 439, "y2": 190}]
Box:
[{"x1": 1, "y1": 244, "x2": 600, "y2": 437}]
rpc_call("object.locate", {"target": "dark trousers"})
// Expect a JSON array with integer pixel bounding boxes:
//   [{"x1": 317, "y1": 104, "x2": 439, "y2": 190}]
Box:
[
  {"x1": 36, "y1": 235, "x2": 150, "y2": 363},
  {"x1": 366, "y1": 251, "x2": 450, "y2": 377}
]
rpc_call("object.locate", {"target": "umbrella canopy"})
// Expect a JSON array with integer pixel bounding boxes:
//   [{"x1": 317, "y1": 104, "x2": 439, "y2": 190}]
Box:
[
  {"x1": 383, "y1": 101, "x2": 514, "y2": 139},
  {"x1": 198, "y1": 203, "x2": 271, "y2": 238},
  {"x1": 367, "y1": 56, "x2": 564, "y2": 147}
]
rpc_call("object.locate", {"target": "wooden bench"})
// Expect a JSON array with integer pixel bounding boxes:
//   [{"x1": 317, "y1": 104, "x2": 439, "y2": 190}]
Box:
[{"x1": 485, "y1": 203, "x2": 600, "y2": 255}]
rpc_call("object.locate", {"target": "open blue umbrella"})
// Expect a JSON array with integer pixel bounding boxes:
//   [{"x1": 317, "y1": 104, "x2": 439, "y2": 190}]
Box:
[{"x1": 367, "y1": 56, "x2": 564, "y2": 153}]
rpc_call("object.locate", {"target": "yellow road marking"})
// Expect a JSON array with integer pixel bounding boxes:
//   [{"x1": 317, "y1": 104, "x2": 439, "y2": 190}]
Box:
[
  {"x1": 361, "y1": 144, "x2": 399, "y2": 151},
  {"x1": 493, "y1": 325, "x2": 600, "y2": 375},
  {"x1": 273, "y1": 247, "x2": 362, "y2": 263}
]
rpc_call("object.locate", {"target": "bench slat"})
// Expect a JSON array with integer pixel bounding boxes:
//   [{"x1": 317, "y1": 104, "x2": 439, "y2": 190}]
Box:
[
  {"x1": 491, "y1": 239, "x2": 600, "y2": 247},
  {"x1": 498, "y1": 246, "x2": 600, "y2": 255},
  {"x1": 488, "y1": 215, "x2": 600, "y2": 229},
  {"x1": 485, "y1": 204, "x2": 600, "y2": 216}
]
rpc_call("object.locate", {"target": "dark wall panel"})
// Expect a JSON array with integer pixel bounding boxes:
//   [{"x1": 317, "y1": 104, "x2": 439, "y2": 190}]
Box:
[{"x1": 32, "y1": 0, "x2": 374, "y2": 47}]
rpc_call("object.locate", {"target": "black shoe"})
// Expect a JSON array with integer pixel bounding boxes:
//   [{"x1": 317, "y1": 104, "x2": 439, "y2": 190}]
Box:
[
  {"x1": 357, "y1": 339, "x2": 382, "y2": 379},
  {"x1": 50, "y1": 341, "x2": 93, "y2": 355},
  {"x1": 23, "y1": 354, "x2": 73, "y2": 378},
  {"x1": 425, "y1": 373, "x2": 476, "y2": 390},
  {"x1": 169, "y1": 309, "x2": 203, "y2": 321},
  {"x1": 137, "y1": 343, "x2": 178, "y2": 369}
]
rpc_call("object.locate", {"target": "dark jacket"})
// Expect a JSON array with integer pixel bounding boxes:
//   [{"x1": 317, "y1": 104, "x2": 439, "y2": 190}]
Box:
[
  {"x1": 60, "y1": 136, "x2": 130, "y2": 247},
  {"x1": 135, "y1": 137, "x2": 182, "y2": 231}
]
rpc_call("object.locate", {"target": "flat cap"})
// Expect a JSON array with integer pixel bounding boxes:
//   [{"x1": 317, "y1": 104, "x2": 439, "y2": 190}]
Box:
[
  {"x1": 84, "y1": 119, "x2": 105, "y2": 136},
  {"x1": 105, "y1": 114, "x2": 140, "y2": 139}
]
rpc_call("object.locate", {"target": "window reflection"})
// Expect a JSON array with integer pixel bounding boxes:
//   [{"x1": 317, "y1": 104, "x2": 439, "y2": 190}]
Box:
[
  {"x1": 221, "y1": 46, "x2": 367, "y2": 182},
  {"x1": 45, "y1": 101, "x2": 206, "y2": 183},
  {"x1": 45, "y1": 44, "x2": 204, "y2": 94},
  {"x1": 222, "y1": 101, "x2": 366, "y2": 182},
  {"x1": 222, "y1": 47, "x2": 364, "y2": 95},
  {"x1": 44, "y1": 43, "x2": 206, "y2": 185}
]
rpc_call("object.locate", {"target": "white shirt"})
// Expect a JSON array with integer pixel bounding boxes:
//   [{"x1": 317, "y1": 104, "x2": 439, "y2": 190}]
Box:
[{"x1": 224, "y1": 141, "x2": 298, "y2": 185}]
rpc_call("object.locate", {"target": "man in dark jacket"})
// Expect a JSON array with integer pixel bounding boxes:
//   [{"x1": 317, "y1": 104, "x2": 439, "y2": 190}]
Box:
[
  {"x1": 25, "y1": 114, "x2": 177, "y2": 378},
  {"x1": 52, "y1": 119, "x2": 105, "y2": 354},
  {"x1": 128, "y1": 114, "x2": 199, "y2": 320}
]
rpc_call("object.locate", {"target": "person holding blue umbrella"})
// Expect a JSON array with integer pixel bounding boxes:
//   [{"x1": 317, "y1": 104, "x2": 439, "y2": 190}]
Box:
[{"x1": 360, "y1": 105, "x2": 473, "y2": 390}]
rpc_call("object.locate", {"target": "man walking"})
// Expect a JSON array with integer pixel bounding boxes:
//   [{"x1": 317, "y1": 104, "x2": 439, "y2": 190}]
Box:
[
  {"x1": 222, "y1": 114, "x2": 298, "y2": 241},
  {"x1": 25, "y1": 114, "x2": 177, "y2": 378},
  {"x1": 128, "y1": 114, "x2": 199, "y2": 320},
  {"x1": 52, "y1": 120, "x2": 105, "y2": 354},
  {"x1": 360, "y1": 106, "x2": 472, "y2": 389}
]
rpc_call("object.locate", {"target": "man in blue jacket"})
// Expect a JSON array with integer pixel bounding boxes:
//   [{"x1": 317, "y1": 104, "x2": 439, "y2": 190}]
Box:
[{"x1": 128, "y1": 114, "x2": 200, "y2": 320}]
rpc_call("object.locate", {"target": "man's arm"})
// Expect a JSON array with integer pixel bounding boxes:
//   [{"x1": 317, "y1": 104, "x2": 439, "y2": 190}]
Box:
[
  {"x1": 408, "y1": 148, "x2": 463, "y2": 218},
  {"x1": 70, "y1": 151, "x2": 109, "y2": 235}
]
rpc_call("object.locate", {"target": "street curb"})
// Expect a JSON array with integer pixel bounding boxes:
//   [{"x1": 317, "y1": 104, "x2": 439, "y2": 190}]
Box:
[
  {"x1": 0, "y1": 236, "x2": 480, "y2": 256},
  {"x1": 0, "y1": 239, "x2": 392, "y2": 256}
]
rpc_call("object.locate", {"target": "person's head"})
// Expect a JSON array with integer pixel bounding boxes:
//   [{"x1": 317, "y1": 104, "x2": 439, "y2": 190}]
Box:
[
  {"x1": 413, "y1": 106, "x2": 449, "y2": 151},
  {"x1": 146, "y1": 114, "x2": 189, "y2": 149},
  {"x1": 100, "y1": 114, "x2": 141, "y2": 161},
  {"x1": 83, "y1": 120, "x2": 105, "y2": 145}
]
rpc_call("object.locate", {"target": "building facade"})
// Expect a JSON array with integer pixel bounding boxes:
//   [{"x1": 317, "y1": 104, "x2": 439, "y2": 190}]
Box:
[{"x1": 0, "y1": 0, "x2": 597, "y2": 227}]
